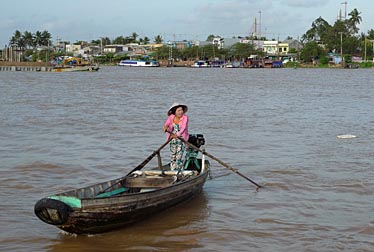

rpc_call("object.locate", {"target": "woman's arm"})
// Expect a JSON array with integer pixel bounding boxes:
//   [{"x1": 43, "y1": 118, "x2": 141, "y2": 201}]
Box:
[{"x1": 177, "y1": 115, "x2": 189, "y2": 139}]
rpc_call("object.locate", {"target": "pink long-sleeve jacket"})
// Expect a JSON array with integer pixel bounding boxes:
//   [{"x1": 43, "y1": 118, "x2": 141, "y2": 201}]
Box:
[{"x1": 164, "y1": 114, "x2": 189, "y2": 141}]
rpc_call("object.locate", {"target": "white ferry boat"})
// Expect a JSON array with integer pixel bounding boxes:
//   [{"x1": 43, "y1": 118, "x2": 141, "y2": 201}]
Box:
[{"x1": 118, "y1": 60, "x2": 159, "y2": 67}]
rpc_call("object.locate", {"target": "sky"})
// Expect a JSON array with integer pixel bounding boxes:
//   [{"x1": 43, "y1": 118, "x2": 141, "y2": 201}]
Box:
[{"x1": 0, "y1": 0, "x2": 373, "y2": 47}]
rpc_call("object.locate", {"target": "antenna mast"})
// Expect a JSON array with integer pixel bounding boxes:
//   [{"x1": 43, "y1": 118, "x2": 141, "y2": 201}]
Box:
[
  {"x1": 258, "y1": 10, "x2": 262, "y2": 38},
  {"x1": 341, "y1": 1, "x2": 347, "y2": 19}
]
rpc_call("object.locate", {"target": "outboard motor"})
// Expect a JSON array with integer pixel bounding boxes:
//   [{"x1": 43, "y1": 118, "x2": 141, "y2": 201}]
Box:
[
  {"x1": 184, "y1": 134, "x2": 205, "y2": 172},
  {"x1": 187, "y1": 134, "x2": 205, "y2": 148}
]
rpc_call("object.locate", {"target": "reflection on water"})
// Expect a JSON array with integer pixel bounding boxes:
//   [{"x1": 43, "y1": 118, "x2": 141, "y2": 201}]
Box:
[{"x1": 0, "y1": 67, "x2": 373, "y2": 252}]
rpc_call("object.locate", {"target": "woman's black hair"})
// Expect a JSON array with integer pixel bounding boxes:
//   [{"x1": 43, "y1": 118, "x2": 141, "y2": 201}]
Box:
[{"x1": 169, "y1": 105, "x2": 185, "y2": 115}]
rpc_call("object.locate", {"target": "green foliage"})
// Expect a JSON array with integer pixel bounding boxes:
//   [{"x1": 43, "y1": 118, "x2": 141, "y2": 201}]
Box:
[
  {"x1": 154, "y1": 35, "x2": 163, "y2": 44},
  {"x1": 344, "y1": 54, "x2": 352, "y2": 63},
  {"x1": 227, "y1": 43, "x2": 253, "y2": 60},
  {"x1": 301, "y1": 9, "x2": 363, "y2": 58},
  {"x1": 206, "y1": 35, "x2": 215, "y2": 41},
  {"x1": 300, "y1": 41, "x2": 324, "y2": 62},
  {"x1": 319, "y1": 56, "x2": 329, "y2": 64},
  {"x1": 93, "y1": 55, "x2": 108, "y2": 64},
  {"x1": 113, "y1": 54, "x2": 129, "y2": 62},
  {"x1": 284, "y1": 61, "x2": 300, "y2": 68},
  {"x1": 91, "y1": 39, "x2": 101, "y2": 45},
  {"x1": 360, "y1": 61, "x2": 374, "y2": 68},
  {"x1": 9, "y1": 29, "x2": 51, "y2": 49},
  {"x1": 180, "y1": 46, "x2": 199, "y2": 60},
  {"x1": 154, "y1": 46, "x2": 170, "y2": 60}
]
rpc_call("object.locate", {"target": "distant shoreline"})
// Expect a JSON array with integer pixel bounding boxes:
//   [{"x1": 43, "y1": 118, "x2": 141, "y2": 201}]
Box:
[{"x1": 1, "y1": 61, "x2": 372, "y2": 69}]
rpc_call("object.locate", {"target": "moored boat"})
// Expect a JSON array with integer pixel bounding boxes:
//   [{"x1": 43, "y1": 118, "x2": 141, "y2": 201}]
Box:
[
  {"x1": 34, "y1": 134, "x2": 209, "y2": 234},
  {"x1": 117, "y1": 59, "x2": 160, "y2": 67},
  {"x1": 191, "y1": 60, "x2": 210, "y2": 68},
  {"x1": 52, "y1": 57, "x2": 99, "y2": 72},
  {"x1": 53, "y1": 64, "x2": 99, "y2": 72}
]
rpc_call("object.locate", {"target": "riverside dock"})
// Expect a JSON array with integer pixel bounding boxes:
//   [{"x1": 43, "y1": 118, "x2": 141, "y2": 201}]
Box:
[{"x1": 0, "y1": 62, "x2": 54, "y2": 72}]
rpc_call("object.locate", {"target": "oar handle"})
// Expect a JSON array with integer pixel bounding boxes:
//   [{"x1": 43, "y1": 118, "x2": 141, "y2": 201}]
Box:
[{"x1": 176, "y1": 135, "x2": 262, "y2": 189}]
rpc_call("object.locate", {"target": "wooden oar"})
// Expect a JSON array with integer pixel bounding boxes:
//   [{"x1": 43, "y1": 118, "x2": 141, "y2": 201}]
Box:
[
  {"x1": 176, "y1": 135, "x2": 262, "y2": 189},
  {"x1": 125, "y1": 137, "x2": 173, "y2": 176},
  {"x1": 97, "y1": 138, "x2": 173, "y2": 195}
]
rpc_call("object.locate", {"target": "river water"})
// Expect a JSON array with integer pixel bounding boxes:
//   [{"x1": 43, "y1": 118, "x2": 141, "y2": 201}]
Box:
[{"x1": 0, "y1": 66, "x2": 373, "y2": 252}]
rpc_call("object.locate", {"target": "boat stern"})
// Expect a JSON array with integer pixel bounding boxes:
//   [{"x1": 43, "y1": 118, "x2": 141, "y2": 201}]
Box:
[{"x1": 34, "y1": 197, "x2": 74, "y2": 226}]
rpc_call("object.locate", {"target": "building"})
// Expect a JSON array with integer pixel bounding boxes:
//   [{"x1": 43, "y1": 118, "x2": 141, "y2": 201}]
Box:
[
  {"x1": 278, "y1": 42, "x2": 289, "y2": 55},
  {"x1": 282, "y1": 39, "x2": 302, "y2": 52},
  {"x1": 263, "y1": 41, "x2": 279, "y2": 55},
  {"x1": 103, "y1": 44, "x2": 125, "y2": 54},
  {"x1": 263, "y1": 39, "x2": 302, "y2": 55}
]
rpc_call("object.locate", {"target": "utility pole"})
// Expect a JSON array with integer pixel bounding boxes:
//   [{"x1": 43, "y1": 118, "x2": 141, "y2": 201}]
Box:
[
  {"x1": 339, "y1": 32, "x2": 344, "y2": 66},
  {"x1": 168, "y1": 40, "x2": 173, "y2": 66},
  {"x1": 100, "y1": 38, "x2": 103, "y2": 55},
  {"x1": 253, "y1": 17, "x2": 257, "y2": 37},
  {"x1": 364, "y1": 35, "x2": 367, "y2": 62}
]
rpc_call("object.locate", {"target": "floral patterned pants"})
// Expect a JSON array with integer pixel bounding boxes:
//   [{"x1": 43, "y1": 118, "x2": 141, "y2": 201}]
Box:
[{"x1": 169, "y1": 138, "x2": 185, "y2": 170}]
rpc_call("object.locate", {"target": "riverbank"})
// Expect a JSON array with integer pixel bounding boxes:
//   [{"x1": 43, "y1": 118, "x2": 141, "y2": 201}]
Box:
[
  {"x1": 0, "y1": 61, "x2": 54, "y2": 71},
  {"x1": 1, "y1": 60, "x2": 373, "y2": 71}
]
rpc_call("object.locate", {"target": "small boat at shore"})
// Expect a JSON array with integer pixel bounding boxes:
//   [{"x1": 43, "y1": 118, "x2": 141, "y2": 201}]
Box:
[
  {"x1": 52, "y1": 57, "x2": 99, "y2": 72},
  {"x1": 53, "y1": 64, "x2": 99, "y2": 72},
  {"x1": 191, "y1": 60, "x2": 210, "y2": 68},
  {"x1": 118, "y1": 59, "x2": 160, "y2": 67},
  {"x1": 34, "y1": 134, "x2": 209, "y2": 234}
]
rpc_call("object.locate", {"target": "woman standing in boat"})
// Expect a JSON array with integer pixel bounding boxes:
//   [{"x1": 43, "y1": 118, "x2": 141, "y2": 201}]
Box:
[{"x1": 163, "y1": 103, "x2": 189, "y2": 170}]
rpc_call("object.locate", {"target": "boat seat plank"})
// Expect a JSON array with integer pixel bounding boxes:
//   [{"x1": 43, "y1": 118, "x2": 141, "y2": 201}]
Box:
[{"x1": 124, "y1": 175, "x2": 177, "y2": 188}]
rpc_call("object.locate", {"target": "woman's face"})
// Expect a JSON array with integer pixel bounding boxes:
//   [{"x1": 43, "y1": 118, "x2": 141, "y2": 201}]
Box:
[{"x1": 175, "y1": 107, "x2": 184, "y2": 117}]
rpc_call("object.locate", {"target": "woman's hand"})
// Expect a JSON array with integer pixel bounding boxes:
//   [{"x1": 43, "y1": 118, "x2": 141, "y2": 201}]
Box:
[{"x1": 163, "y1": 126, "x2": 168, "y2": 132}]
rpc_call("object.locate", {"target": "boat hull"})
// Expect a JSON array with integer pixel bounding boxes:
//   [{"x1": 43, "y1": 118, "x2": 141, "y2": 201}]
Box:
[
  {"x1": 34, "y1": 161, "x2": 209, "y2": 234},
  {"x1": 118, "y1": 60, "x2": 159, "y2": 67},
  {"x1": 53, "y1": 64, "x2": 99, "y2": 72}
]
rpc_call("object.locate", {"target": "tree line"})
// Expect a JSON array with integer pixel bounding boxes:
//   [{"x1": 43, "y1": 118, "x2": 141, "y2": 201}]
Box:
[
  {"x1": 5, "y1": 7, "x2": 374, "y2": 65},
  {"x1": 300, "y1": 8, "x2": 374, "y2": 63},
  {"x1": 9, "y1": 30, "x2": 52, "y2": 49}
]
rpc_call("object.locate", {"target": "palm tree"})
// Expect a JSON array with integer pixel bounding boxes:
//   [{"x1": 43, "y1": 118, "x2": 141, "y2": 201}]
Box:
[
  {"x1": 41, "y1": 30, "x2": 52, "y2": 46},
  {"x1": 34, "y1": 31, "x2": 43, "y2": 47},
  {"x1": 22, "y1": 31, "x2": 34, "y2": 49},
  {"x1": 131, "y1": 32, "x2": 138, "y2": 43},
  {"x1": 9, "y1": 30, "x2": 22, "y2": 46},
  {"x1": 113, "y1": 36, "x2": 126, "y2": 44},
  {"x1": 347, "y1": 8, "x2": 362, "y2": 34},
  {"x1": 349, "y1": 8, "x2": 362, "y2": 25},
  {"x1": 143, "y1": 36, "x2": 150, "y2": 44},
  {"x1": 102, "y1": 37, "x2": 111, "y2": 46},
  {"x1": 367, "y1": 29, "x2": 374, "y2": 40},
  {"x1": 154, "y1": 35, "x2": 163, "y2": 44}
]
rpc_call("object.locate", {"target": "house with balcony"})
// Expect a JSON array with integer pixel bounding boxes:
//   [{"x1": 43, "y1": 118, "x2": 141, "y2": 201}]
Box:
[{"x1": 263, "y1": 41, "x2": 279, "y2": 55}]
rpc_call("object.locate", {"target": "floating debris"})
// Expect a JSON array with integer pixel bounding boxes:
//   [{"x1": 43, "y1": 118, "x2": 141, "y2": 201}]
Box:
[{"x1": 337, "y1": 134, "x2": 357, "y2": 139}]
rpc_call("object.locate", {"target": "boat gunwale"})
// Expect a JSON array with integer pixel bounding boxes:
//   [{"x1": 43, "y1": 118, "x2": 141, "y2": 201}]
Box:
[{"x1": 80, "y1": 167, "x2": 209, "y2": 209}]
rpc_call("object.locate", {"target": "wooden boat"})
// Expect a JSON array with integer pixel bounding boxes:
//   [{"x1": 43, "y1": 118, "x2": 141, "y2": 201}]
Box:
[
  {"x1": 52, "y1": 57, "x2": 99, "y2": 72},
  {"x1": 34, "y1": 135, "x2": 209, "y2": 234},
  {"x1": 53, "y1": 64, "x2": 99, "y2": 72}
]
